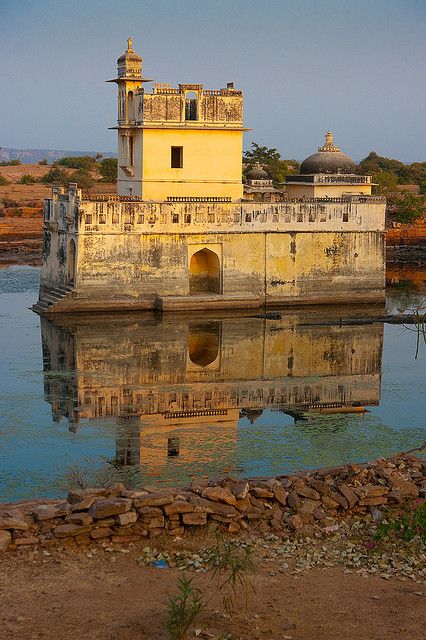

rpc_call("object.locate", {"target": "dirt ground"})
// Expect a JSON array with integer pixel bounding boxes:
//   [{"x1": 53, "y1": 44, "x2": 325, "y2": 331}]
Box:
[{"x1": 0, "y1": 536, "x2": 424, "y2": 640}]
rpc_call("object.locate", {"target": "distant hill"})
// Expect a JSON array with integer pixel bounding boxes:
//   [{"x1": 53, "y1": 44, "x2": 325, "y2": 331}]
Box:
[{"x1": 0, "y1": 147, "x2": 116, "y2": 164}]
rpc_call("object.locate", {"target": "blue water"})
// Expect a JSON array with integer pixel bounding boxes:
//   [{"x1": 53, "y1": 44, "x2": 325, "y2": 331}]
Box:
[{"x1": 0, "y1": 266, "x2": 425, "y2": 502}]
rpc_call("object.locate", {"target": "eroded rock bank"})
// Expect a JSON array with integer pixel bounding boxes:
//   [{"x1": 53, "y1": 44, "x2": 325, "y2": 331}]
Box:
[{"x1": 1, "y1": 452, "x2": 425, "y2": 552}]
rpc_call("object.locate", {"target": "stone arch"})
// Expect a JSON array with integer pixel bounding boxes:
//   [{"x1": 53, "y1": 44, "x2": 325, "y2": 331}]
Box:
[
  {"x1": 188, "y1": 322, "x2": 220, "y2": 367},
  {"x1": 67, "y1": 239, "x2": 76, "y2": 285},
  {"x1": 189, "y1": 248, "x2": 221, "y2": 294}
]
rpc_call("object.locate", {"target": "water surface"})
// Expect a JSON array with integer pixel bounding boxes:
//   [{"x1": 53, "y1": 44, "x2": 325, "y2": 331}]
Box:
[{"x1": 0, "y1": 266, "x2": 425, "y2": 501}]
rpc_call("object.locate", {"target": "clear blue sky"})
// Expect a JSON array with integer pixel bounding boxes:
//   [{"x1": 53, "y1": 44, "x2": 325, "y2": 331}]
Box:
[{"x1": 1, "y1": 0, "x2": 425, "y2": 162}]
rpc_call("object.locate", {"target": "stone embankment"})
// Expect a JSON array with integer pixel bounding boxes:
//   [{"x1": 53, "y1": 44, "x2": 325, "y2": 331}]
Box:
[
  {"x1": 387, "y1": 222, "x2": 426, "y2": 264},
  {"x1": 1, "y1": 452, "x2": 425, "y2": 552}
]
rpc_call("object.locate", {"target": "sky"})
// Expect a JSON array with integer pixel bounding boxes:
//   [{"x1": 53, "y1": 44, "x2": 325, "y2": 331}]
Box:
[{"x1": 1, "y1": 0, "x2": 425, "y2": 162}]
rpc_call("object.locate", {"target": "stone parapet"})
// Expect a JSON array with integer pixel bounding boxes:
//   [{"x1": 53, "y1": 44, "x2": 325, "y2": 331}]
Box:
[
  {"x1": 44, "y1": 193, "x2": 385, "y2": 235},
  {"x1": 1, "y1": 453, "x2": 424, "y2": 552}
]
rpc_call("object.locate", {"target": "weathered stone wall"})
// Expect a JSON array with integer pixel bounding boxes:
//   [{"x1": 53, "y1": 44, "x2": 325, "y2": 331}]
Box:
[
  {"x1": 141, "y1": 88, "x2": 243, "y2": 125},
  {"x1": 1, "y1": 453, "x2": 424, "y2": 552},
  {"x1": 39, "y1": 192, "x2": 386, "y2": 309}
]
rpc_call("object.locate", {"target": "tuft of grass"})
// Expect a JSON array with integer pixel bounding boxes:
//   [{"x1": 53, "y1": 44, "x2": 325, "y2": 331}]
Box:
[
  {"x1": 209, "y1": 531, "x2": 256, "y2": 615},
  {"x1": 375, "y1": 498, "x2": 426, "y2": 543},
  {"x1": 166, "y1": 574, "x2": 204, "y2": 640}
]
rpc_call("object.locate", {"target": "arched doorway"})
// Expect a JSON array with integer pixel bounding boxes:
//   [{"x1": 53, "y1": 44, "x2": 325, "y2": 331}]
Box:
[
  {"x1": 189, "y1": 248, "x2": 221, "y2": 294},
  {"x1": 67, "y1": 239, "x2": 76, "y2": 285}
]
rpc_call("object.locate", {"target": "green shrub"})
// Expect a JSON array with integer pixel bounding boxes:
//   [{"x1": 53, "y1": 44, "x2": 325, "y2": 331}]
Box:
[
  {"x1": 0, "y1": 159, "x2": 22, "y2": 166},
  {"x1": 40, "y1": 167, "x2": 69, "y2": 185},
  {"x1": 73, "y1": 169, "x2": 94, "y2": 189},
  {"x1": 0, "y1": 175, "x2": 9, "y2": 186},
  {"x1": 10, "y1": 208, "x2": 23, "y2": 217},
  {"x1": 18, "y1": 174, "x2": 37, "y2": 184},
  {"x1": 39, "y1": 158, "x2": 48, "y2": 165},
  {"x1": 393, "y1": 192, "x2": 425, "y2": 223},
  {"x1": 375, "y1": 499, "x2": 426, "y2": 543}
]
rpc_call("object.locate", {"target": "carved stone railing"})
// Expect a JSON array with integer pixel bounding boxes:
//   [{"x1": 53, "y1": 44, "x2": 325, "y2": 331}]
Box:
[{"x1": 286, "y1": 174, "x2": 372, "y2": 184}]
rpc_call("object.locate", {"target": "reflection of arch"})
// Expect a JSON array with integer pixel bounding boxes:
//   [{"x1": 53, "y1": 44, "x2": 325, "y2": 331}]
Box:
[
  {"x1": 185, "y1": 91, "x2": 197, "y2": 120},
  {"x1": 127, "y1": 91, "x2": 135, "y2": 121},
  {"x1": 67, "y1": 239, "x2": 76, "y2": 285},
  {"x1": 188, "y1": 322, "x2": 220, "y2": 367},
  {"x1": 189, "y1": 248, "x2": 221, "y2": 294}
]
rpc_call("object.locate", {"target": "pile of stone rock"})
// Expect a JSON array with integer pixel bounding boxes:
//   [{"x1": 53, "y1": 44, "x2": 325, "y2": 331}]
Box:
[{"x1": 1, "y1": 452, "x2": 425, "y2": 552}]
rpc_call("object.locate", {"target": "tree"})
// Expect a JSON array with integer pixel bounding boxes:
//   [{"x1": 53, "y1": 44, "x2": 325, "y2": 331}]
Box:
[
  {"x1": 371, "y1": 170, "x2": 399, "y2": 197},
  {"x1": 393, "y1": 191, "x2": 425, "y2": 223},
  {"x1": 55, "y1": 156, "x2": 97, "y2": 171},
  {"x1": 243, "y1": 142, "x2": 300, "y2": 184},
  {"x1": 40, "y1": 167, "x2": 69, "y2": 185},
  {"x1": 98, "y1": 158, "x2": 117, "y2": 182},
  {"x1": 18, "y1": 174, "x2": 37, "y2": 184},
  {"x1": 73, "y1": 169, "x2": 94, "y2": 189},
  {"x1": 244, "y1": 143, "x2": 281, "y2": 164},
  {"x1": 358, "y1": 152, "x2": 426, "y2": 187}
]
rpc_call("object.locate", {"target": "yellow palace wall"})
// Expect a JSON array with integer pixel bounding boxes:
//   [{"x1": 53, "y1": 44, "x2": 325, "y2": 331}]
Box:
[{"x1": 118, "y1": 128, "x2": 244, "y2": 200}]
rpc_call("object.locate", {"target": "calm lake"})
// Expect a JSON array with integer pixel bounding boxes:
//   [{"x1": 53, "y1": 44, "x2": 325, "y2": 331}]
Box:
[{"x1": 0, "y1": 265, "x2": 425, "y2": 502}]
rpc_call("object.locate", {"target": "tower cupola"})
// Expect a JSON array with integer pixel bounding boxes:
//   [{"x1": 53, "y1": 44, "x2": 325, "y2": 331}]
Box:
[{"x1": 117, "y1": 37, "x2": 142, "y2": 79}]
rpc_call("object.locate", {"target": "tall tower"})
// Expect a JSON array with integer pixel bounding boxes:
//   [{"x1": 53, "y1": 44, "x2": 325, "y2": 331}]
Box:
[
  {"x1": 107, "y1": 38, "x2": 151, "y2": 194},
  {"x1": 108, "y1": 39, "x2": 245, "y2": 201}
]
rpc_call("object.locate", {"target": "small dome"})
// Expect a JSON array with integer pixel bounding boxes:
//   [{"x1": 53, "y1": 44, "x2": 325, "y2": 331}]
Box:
[
  {"x1": 300, "y1": 132, "x2": 356, "y2": 175},
  {"x1": 246, "y1": 162, "x2": 270, "y2": 180},
  {"x1": 117, "y1": 37, "x2": 142, "y2": 64}
]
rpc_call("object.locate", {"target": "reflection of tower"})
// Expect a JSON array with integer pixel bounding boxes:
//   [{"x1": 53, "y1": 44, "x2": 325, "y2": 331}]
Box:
[
  {"x1": 116, "y1": 416, "x2": 142, "y2": 465},
  {"x1": 140, "y1": 411, "x2": 239, "y2": 477}
]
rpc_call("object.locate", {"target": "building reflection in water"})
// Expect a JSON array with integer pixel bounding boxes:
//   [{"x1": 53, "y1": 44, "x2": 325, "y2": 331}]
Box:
[{"x1": 41, "y1": 308, "x2": 384, "y2": 477}]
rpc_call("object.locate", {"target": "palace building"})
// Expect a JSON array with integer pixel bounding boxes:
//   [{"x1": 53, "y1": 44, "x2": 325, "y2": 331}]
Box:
[{"x1": 34, "y1": 39, "x2": 386, "y2": 314}]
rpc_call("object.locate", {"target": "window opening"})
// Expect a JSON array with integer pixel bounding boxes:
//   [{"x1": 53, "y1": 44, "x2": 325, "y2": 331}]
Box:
[
  {"x1": 171, "y1": 146, "x2": 183, "y2": 168},
  {"x1": 185, "y1": 91, "x2": 197, "y2": 120},
  {"x1": 167, "y1": 437, "x2": 180, "y2": 457}
]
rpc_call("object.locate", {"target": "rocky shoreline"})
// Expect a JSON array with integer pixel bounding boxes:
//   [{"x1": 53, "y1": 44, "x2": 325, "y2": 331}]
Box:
[{"x1": 1, "y1": 452, "x2": 425, "y2": 553}]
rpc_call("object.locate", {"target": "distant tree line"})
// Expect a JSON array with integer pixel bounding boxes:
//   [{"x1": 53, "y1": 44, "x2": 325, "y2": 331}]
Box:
[
  {"x1": 357, "y1": 152, "x2": 426, "y2": 222},
  {"x1": 0, "y1": 155, "x2": 118, "y2": 190}
]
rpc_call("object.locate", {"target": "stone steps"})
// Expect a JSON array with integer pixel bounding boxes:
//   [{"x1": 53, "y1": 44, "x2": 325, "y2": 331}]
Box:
[{"x1": 32, "y1": 284, "x2": 76, "y2": 315}]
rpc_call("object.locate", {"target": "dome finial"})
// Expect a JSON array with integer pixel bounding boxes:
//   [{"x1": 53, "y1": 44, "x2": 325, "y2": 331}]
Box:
[
  {"x1": 318, "y1": 131, "x2": 340, "y2": 153},
  {"x1": 127, "y1": 37, "x2": 134, "y2": 53}
]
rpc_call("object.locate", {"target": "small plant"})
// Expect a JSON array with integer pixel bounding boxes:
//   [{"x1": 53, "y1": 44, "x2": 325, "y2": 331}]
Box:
[
  {"x1": 166, "y1": 574, "x2": 204, "y2": 640},
  {"x1": 10, "y1": 207, "x2": 23, "y2": 217},
  {"x1": 39, "y1": 158, "x2": 48, "y2": 165},
  {"x1": 209, "y1": 531, "x2": 255, "y2": 615},
  {"x1": 19, "y1": 174, "x2": 37, "y2": 184},
  {"x1": 0, "y1": 175, "x2": 8, "y2": 186},
  {"x1": 375, "y1": 498, "x2": 426, "y2": 543},
  {"x1": 0, "y1": 159, "x2": 21, "y2": 166}
]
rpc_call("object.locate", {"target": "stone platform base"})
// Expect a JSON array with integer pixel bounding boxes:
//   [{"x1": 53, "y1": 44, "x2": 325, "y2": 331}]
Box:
[
  {"x1": 155, "y1": 294, "x2": 262, "y2": 311},
  {"x1": 33, "y1": 288, "x2": 385, "y2": 315}
]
